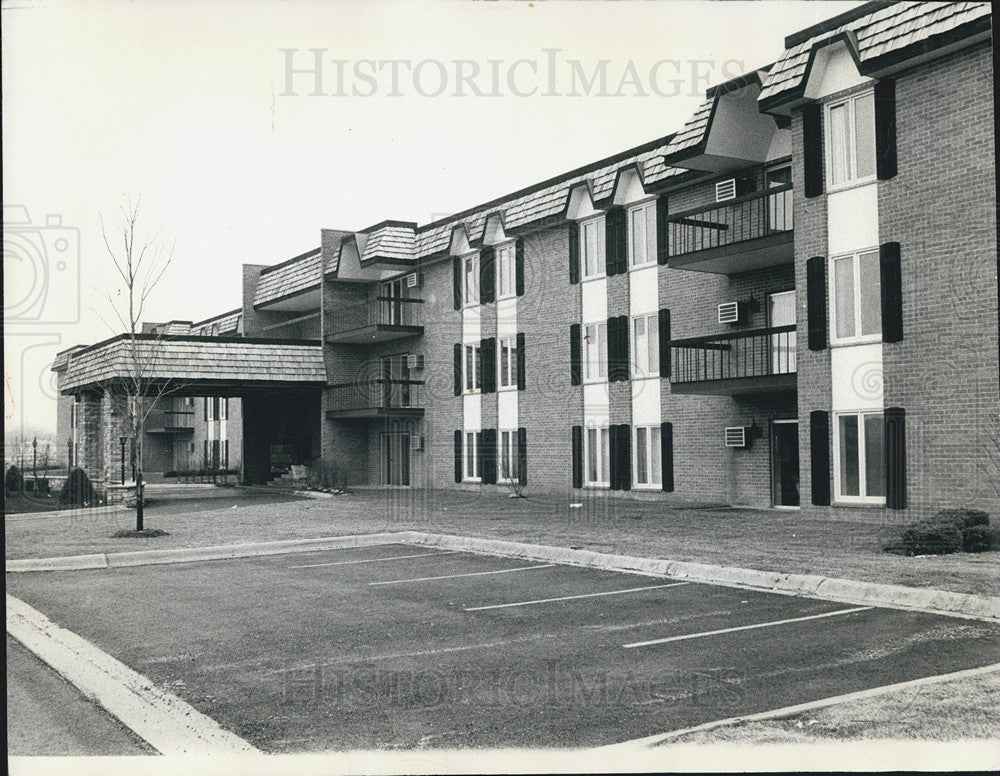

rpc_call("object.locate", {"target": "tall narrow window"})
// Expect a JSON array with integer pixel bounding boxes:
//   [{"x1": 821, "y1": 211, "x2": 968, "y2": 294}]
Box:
[
  {"x1": 464, "y1": 430, "x2": 482, "y2": 481},
  {"x1": 584, "y1": 322, "x2": 607, "y2": 381},
  {"x1": 463, "y1": 253, "x2": 479, "y2": 306},
  {"x1": 580, "y1": 216, "x2": 605, "y2": 279},
  {"x1": 498, "y1": 336, "x2": 517, "y2": 388},
  {"x1": 499, "y1": 430, "x2": 519, "y2": 482},
  {"x1": 628, "y1": 201, "x2": 657, "y2": 268},
  {"x1": 464, "y1": 344, "x2": 482, "y2": 392},
  {"x1": 585, "y1": 426, "x2": 611, "y2": 486},
  {"x1": 831, "y1": 249, "x2": 881, "y2": 344},
  {"x1": 633, "y1": 426, "x2": 662, "y2": 487},
  {"x1": 826, "y1": 90, "x2": 876, "y2": 188},
  {"x1": 496, "y1": 243, "x2": 516, "y2": 299},
  {"x1": 835, "y1": 411, "x2": 885, "y2": 503},
  {"x1": 631, "y1": 313, "x2": 659, "y2": 378}
]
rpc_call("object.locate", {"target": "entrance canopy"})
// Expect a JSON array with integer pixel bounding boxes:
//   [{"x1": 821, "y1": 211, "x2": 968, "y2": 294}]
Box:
[{"x1": 54, "y1": 334, "x2": 325, "y2": 397}]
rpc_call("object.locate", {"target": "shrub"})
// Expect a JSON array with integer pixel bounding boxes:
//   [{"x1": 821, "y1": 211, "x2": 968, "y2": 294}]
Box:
[
  {"x1": 35, "y1": 477, "x2": 50, "y2": 495},
  {"x1": 60, "y1": 468, "x2": 95, "y2": 507},
  {"x1": 899, "y1": 509, "x2": 992, "y2": 555},
  {"x1": 933, "y1": 508, "x2": 989, "y2": 531},
  {"x1": 962, "y1": 525, "x2": 997, "y2": 553},
  {"x1": 5, "y1": 465, "x2": 23, "y2": 494}
]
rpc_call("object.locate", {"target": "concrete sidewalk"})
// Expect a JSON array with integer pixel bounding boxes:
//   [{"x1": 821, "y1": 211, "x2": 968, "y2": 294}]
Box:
[{"x1": 7, "y1": 531, "x2": 999, "y2": 622}]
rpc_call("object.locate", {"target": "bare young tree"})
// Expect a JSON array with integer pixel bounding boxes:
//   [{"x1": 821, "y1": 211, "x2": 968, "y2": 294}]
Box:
[{"x1": 99, "y1": 196, "x2": 175, "y2": 531}]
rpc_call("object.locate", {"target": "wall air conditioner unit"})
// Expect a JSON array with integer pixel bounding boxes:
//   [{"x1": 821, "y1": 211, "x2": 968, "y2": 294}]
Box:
[
  {"x1": 406, "y1": 354, "x2": 424, "y2": 371},
  {"x1": 715, "y1": 179, "x2": 737, "y2": 202},
  {"x1": 718, "y1": 301, "x2": 748, "y2": 325},
  {"x1": 725, "y1": 426, "x2": 749, "y2": 449},
  {"x1": 406, "y1": 272, "x2": 424, "y2": 288},
  {"x1": 410, "y1": 435, "x2": 425, "y2": 451}
]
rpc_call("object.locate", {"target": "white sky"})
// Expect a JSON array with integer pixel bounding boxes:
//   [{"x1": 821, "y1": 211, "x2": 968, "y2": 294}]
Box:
[{"x1": 3, "y1": 0, "x2": 862, "y2": 434}]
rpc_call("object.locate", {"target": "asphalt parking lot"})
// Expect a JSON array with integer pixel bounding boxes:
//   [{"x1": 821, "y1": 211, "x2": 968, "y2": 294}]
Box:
[{"x1": 7, "y1": 542, "x2": 999, "y2": 752}]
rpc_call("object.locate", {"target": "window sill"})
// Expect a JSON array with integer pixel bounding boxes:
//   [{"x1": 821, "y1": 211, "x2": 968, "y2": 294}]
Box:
[
  {"x1": 498, "y1": 385, "x2": 517, "y2": 392},
  {"x1": 628, "y1": 261, "x2": 657, "y2": 271},
  {"x1": 463, "y1": 389, "x2": 482, "y2": 396},
  {"x1": 584, "y1": 483, "x2": 609, "y2": 489},
  {"x1": 825, "y1": 177, "x2": 877, "y2": 196},
  {"x1": 832, "y1": 499, "x2": 886, "y2": 508},
  {"x1": 630, "y1": 374, "x2": 661, "y2": 382},
  {"x1": 829, "y1": 336, "x2": 883, "y2": 348},
  {"x1": 463, "y1": 478, "x2": 482, "y2": 484},
  {"x1": 496, "y1": 293, "x2": 516, "y2": 303},
  {"x1": 581, "y1": 274, "x2": 607, "y2": 283},
  {"x1": 632, "y1": 483, "x2": 662, "y2": 491}
]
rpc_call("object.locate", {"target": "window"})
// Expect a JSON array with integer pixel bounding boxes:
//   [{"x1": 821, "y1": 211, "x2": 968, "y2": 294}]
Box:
[
  {"x1": 585, "y1": 426, "x2": 611, "y2": 486},
  {"x1": 464, "y1": 430, "x2": 482, "y2": 481},
  {"x1": 631, "y1": 313, "x2": 659, "y2": 378},
  {"x1": 498, "y1": 336, "x2": 517, "y2": 389},
  {"x1": 628, "y1": 201, "x2": 657, "y2": 268},
  {"x1": 835, "y1": 411, "x2": 885, "y2": 503},
  {"x1": 580, "y1": 216, "x2": 605, "y2": 279},
  {"x1": 381, "y1": 279, "x2": 408, "y2": 325},
  {"x1": 584, "y1": 322, "x2": 607, "y2": 381},
  {"x1": 463, "y1": 253, "x2": 479, "y2": 306},
  {"x1": 464, "y1": 343, "x2": 482, "y2": 392},
  {"x1": 826, "y1": 90, "x2": 876, "y2": 188},
  {"x1": 499, "y1": 430, "x2": 519, "y2": 482},
  {"x1": 496, "y1": 243, "x2": 516, "y2": 299},
  {"x1": 831, "y1": 249, "x2": 881, "y2": 343},
  {"x1": 633, "y1": 426, "x2": 662, "y2": 487}
]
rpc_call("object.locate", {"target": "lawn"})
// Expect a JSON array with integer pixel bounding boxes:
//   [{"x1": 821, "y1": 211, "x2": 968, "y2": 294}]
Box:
[{"x1": 5, "y1": 488, "x2": 999, "y2": 597}]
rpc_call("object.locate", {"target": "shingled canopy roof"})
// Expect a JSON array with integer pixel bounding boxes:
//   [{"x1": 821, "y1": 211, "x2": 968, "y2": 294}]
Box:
[{"x1": 55, "y1": 335, "x2": 325, "y2": 396}]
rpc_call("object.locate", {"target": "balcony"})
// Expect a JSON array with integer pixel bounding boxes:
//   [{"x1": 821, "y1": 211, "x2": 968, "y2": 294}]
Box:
[
  {"x1": 326, "y1": 293, "x2": 424, "y2": 344},
  {"x1": 145, "y1": 409, "x2": 195, "y2": 434},
  {"x1": 666, "y1": 184, "x2": 793, "y2": 274},
  {"x1": 670, "y1": 325, "x2": 796, "y2": 395},
  {"x1": 324, "y1": 379, "x2": 425, "y2": 419}
]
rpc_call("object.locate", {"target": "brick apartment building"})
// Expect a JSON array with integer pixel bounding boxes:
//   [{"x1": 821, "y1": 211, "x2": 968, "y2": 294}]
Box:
[{"x1": 54, "y1": 1, "x2": 997, "y2": 520}]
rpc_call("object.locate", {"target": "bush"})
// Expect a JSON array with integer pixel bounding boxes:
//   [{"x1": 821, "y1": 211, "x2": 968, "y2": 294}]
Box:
[
  {"x1": 60, "y1": 468, "x2": 95, "y2": 507},
  {"x1": 35, "y1": 477, "x2": 50, "y2": 495},
  {"x1": 5, "y1": 465, "x2": 23, "y2": 494},
  {"x1": 899, "y1": 509, "x2": 992, "y2": 555},
  {"x1": 933, "y1": 508, "x2": 989, "y2": 531},
  {"x1": 962, "y1": 525, "x2": 997, "y2": 553}
]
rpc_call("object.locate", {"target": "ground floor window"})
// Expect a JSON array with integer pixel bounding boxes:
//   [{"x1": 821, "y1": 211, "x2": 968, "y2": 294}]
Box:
[
  {"x1": 464, "y1": 430, "x2": 482, "y2": 481},
  {"x1": 834, "y1": 411, "x2": 885, "y2": 503},
  {"x1": 498, "y1": 430, "x2": 519, "y2": 482},
  {"x1": 585, "y1": 426, "x2": 611, "y2": 486},
  {"x1": 633, "y1": 425, "x2": 661, "y2": 487}
]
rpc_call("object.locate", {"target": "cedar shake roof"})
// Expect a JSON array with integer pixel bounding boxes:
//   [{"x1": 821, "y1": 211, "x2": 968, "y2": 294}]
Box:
[
  {"x1": 58, "y1": 335, "x2": 325, "y2": 393},
  {"x1": 663, "y1": 96, "x2": 715, "y2": 159},
  {"x1": 759, "y1": 1, "x2": 991, "y2": 109},
  {"x1": 252, "y1": 248, "x2": 322, "y2": 306},
  {"x1": 360, "y1": 221, "x2": 418, "y2": 263},
  {"x1": 193, "y1": 308, "x2": 241, "y2": 334}
]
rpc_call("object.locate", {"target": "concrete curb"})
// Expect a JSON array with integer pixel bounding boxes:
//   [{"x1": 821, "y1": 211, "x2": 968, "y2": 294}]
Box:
[
  {"x1": 6, "y1": 593, "x2": 260, "y2": 755},
  {"x1": 6, "y1": 530, "x2": 998, "y2": 621},
  {"x1": 4, "y1": 504, "x2": 127, "y2": 521}
]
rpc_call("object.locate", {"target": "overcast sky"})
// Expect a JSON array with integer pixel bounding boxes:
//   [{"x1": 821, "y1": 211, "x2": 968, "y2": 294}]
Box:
[{"x1": 3, "y1": 0, "x2": 862, "y2": 434}]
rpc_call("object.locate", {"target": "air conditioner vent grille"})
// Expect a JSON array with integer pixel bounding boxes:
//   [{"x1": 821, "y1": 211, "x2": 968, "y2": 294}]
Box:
[
  {"x1": 715, "y1": 179, "x2": 737, "y2": 202},
  {"x1": 725, "y1": 426, "x2": 747, "y2": 448}
]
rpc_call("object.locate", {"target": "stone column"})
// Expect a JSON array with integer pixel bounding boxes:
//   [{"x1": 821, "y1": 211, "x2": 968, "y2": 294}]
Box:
[
  {"x1": 100, "y1": 393, "x2": 132, "y2": 493},
  {"x1": 76, "y1": 393, "x2": 104, "y2": 491}
]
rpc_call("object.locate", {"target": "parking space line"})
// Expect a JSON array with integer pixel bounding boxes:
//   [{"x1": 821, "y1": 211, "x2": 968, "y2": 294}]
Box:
[
  {"x1": 289, "y1": 551, "x2": 459, "y2": 569},
  {"x1": 463, "y1": 582, "x2": 690, "y2": 611},
  {"x1": 622, "y1": 606, "x2": 873, "y2": 648},
  {"x1": 369, "y1": 564, "x2": 556, "y2": 586}
]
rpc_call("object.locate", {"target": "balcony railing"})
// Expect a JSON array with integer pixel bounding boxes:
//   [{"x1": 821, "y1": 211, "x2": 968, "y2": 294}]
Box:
[
  {"x1": 324, "y1": 379, "x2": 424, "y2": 417},
  {"x1": 666, "y1": 184, "x2": 793, "y2": 270},
  {"x1": 327, "y1": 293, "x2": 424, "y2": 343},
  {"x1": 145, "y1": 409, "x2": 195, "y2": 434},
  {"x1": 670, "y1": 325, "x2": 796, "y2": 393}
]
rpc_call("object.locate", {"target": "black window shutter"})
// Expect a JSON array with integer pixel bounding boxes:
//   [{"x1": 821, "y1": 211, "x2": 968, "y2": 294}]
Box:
[
  {"x1": 880, "y1": 241, "x2": 903, "y2": 343},
  {"x1": 480, "y1": 247, "x2": 496, "y2": 305},
  {"x1": 482, "y1": 428, "x2": 497, "y2": 485},
  {"x1": 454, "y1": 430, "x2": 463, "y2": 483},
  {"x1": 802, "y1": 103, "x2": 823, "y2": 198},
  {"x1": 570, "y1": 323, "x2": 582, "y2": 386},
  {"x1": 809, "y1": 410, "x2": 831, "y2": 506},
  {"x1": 481, "y1": 337, "x2": 497, "y2": 394},
  {"x1": 656, "y1": 196, "x2": 669, "y2": 265},
  {"x1": 658, "y1": 308, "x2": 671, "y2": 379},
  {"x1": 608, "y1": 316, "x2": 629, "y2": 383},
  {"x1": 571, "y1": 426, "x2": 583, "y2": 489},
  {"x1": 516, "y1": 332, "x2": 526, "y2": 391},
  {"x1": 618, "y1": 424, "x2": 632, "y2": 491},
  {"x1": 885, "y1": 407, "x2": 906, "y2": 509},
  {"x1": 660, "y1": 422, "x2": 674, "y2": 492},
  {"x1": 874, "y1": 77, "x2": 897, "y2": 180},
  {"x1": 453, "y1": 343, "x2": 463, "y2": 396},
  {"x1": 609, "y1": 424, "x2": 621, "y2": 490},
  {"x1": 568, "y1": 222, "x2": 580, "y2": 285},
  {"x1": 515, "y1": 239, "x2": 525, "y2": 297},
  {"x1": 606, "y1": 208, "x2": 627, "y2": 276},
  {"x1": 453, "y1": 256, "x2": 462, "y2": 310},
  {"x1": 517, "y1": 427, "x2": 527, "y2": 486},
  {"x1": 806, "y1": 256, "x2": 827, "y2": 351}
]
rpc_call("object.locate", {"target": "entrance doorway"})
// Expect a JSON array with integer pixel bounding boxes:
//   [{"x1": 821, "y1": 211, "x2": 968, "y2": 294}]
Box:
[
  {"x1": 771, "y1": 420, "x2": 800, "y2": 507},
  {"x1": 380, "y1": 422, "x2": 412, "y2": 486}
]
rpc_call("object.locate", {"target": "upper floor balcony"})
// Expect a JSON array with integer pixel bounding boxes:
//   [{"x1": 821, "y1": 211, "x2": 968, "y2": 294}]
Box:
[
  {"x1": 324, "y1": 379, "x2": 425, "y2": 419},
  {"x1": 145, "y1": 409, "x2": 196, "y2": 435},
  {"x1": 670, "y1": 324, "x2": 796, "y2": 395},
  {"x1": 326, "y1": 291, "x2": 424, "y2": 344},
  {"x1": 666, "y1": 183, "x2": 793, "y2": 274}
]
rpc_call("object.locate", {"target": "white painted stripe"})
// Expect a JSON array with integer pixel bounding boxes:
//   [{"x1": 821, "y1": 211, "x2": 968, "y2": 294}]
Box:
[
  {"x1": 623, "y1": 606, "x2": 873, "y2": 648},
  {"x1": 464, "y1": 582, "x2": 689, "y2": 611},
  {"x1": 370, "y1": 564, "x2": 555, "y2": 586},
  {"x1": 592, "y1": 662, "x2": 1000, "y2": 752},
  {"x1": 289, "y1": 550, "x2": 459, "y2": 569},
  {"x1": 6, "y1": 594, "x2": 259, "y2": 755}
]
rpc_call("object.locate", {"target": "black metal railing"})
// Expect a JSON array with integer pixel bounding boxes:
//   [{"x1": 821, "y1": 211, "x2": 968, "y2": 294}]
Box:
[
  {"x1": 145, "y1": 409, "x2": 195, "y2": 431},
  {"x1": 328, "y1": 292, "x2": 424, "y2": 340},
  {"x1": 325, "y1": 379, "x2": 424, "y2": 413},
  {"x1": 667, "y1": 184, "x2": 793, "y2": 258},
  {"x1": 670, "y1": 325, "x2": 796, "y2": 383}
]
